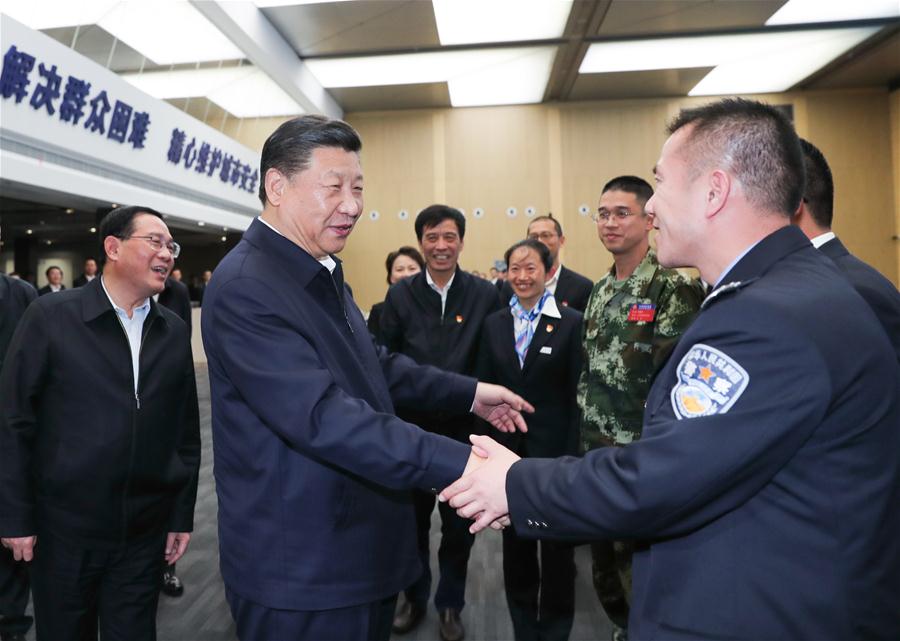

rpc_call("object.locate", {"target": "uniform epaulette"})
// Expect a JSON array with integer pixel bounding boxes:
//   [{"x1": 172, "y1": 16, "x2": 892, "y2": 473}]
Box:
[{"x1": 701, "y1": 277, "x2": 759, "y2": 310}]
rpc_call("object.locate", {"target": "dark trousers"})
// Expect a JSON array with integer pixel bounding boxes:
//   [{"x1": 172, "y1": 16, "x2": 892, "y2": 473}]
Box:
[
  {"x1": 226, "y1": 589, "x2": 396, "y2": 641},
  {"x1": 403, "y1": 489, "x2": 475, "y2": 611},
  {"x1": 503, "y1": 529, "x2": 575, "y2": 641},
  {"x1": 0, "y1": 552, "x2": 32, "y2": 640},
  {"x1": 30, "y1": 530, "x2": 166, "y2": 641},
  {"x1": 590, "y1": 540, "x2": 633, "y2": 630}
]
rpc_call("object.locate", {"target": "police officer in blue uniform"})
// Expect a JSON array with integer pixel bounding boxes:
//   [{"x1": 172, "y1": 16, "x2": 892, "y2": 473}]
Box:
[{"x1": 442, "y1": 98, "x2": 900, "y2": 641}]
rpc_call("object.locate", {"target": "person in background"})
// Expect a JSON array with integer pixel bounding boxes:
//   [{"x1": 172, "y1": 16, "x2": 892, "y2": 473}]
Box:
[
  {"x1": 476, "y1": 238, "x2": 583, "y2": 641},
  {"x1": 170, "y1": 268, "x2": 183, "y2": 283},
  {"x1": 380, "y1": 205, "x2": 504, "y2": 641},
  {"x1": 155, "y1": 265, "x2": 195, "y2": 599},
  {"x1": 0, "y1": 228, "x2": 37, "y2": 641},
  {"x1": 73, "y1": 257, "x2": 99, "y2": 287},
  {"x1": 791, "y1": 138, "x2": 900, "y2": 362},
  {"x1": 37, "y1": 266, "x2": 64, "y2": 296},
  {"x1": 368, "y1": 246, "x2": 424, "y2": 342},
  {"x1": 579, "y1": 175, "x2": 704, "y2": 641}
]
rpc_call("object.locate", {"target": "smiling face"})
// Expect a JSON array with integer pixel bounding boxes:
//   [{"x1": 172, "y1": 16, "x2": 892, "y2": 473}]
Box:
[
  {"x1": 389, "y1": 254, "x2": 422, "y2": 284},
  {"x1": 420, "y1": 218, "x2": 464, "y2": 280},
  {"x1": 105, "y1": 213, "x2": 175, "y2": 298},
  {"x1": 508, "y1": 246, "x2": 547, "y2": 309},
  {"x1": 596, "y1": 189, "x2": 653, "y2": 259},
  {"x1": 266, "y1": 146, "x2": 363, "y2": 259},
  {"x1": 645, "y1": 126, "x2": 708, "y2": 268}
]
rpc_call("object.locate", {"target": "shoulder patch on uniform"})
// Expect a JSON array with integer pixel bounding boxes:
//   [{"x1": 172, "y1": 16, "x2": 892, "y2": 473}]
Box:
[{"x1": 670, "y1": 343, "x2": 749, "y2": 419}]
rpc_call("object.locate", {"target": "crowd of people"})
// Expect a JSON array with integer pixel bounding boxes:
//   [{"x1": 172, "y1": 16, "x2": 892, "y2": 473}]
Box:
[{"x1": 1, "y1": 98, "x2": 899, "y2": 641}]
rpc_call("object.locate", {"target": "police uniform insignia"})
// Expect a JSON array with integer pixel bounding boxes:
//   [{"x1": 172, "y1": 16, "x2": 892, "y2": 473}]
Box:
[
  {"x1": 671, "y1": 343, "x2": 749, "y2": 419},
  {"x1": 455, "y1": 315, "x2": 464, "y2": 324},
  {"x1": 546, "y1": 324, "x2": 554, "y2": 333}
]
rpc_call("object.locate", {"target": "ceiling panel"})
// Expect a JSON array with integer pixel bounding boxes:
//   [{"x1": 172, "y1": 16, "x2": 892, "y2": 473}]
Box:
[
  {"x1": 569, "y1": 66, "x2": 712, "y2": 101},
  {"x1": 261, "y1": 0, "x2": 440, "y2": 57},
  {"x1": 334, "y1": 82, "x2": 451, "y2": 112},
  {"x1": 597, "y1": 0, "x2": 787, "y2": 37}
]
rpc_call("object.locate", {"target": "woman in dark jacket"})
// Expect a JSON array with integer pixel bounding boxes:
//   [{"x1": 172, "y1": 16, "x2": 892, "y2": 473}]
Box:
[
  {"x1": 367, "y1": 246, "x2": 424, "y2": 342},
  {"x1": 475, "y1": 238, "x2": 583, "y2": 641}
]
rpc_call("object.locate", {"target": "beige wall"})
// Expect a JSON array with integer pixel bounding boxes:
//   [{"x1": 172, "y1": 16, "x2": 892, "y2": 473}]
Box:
[{"x1": 219, "y1": 89, "x2": 900, "y2": 312}]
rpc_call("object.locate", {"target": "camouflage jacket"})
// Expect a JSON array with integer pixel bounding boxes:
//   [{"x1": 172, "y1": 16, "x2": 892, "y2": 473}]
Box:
[{"x1": 578, "y1": 249, "x2": 704, "y2": 449}]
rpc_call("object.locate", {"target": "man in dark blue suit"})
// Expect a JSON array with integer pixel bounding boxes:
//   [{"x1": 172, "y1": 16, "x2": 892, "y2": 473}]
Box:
[
  {"x1": 792, "y1": 138, "x2": 900, "y2": 362},
  {"x1": 443, "y1": 98, "x2": 900, "y2": 640},
  {"x1": 201, "y1": 115, "x2": 532, "y2": 641}
]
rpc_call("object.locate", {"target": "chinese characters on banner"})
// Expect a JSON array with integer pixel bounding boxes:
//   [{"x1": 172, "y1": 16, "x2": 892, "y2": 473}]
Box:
[{"x1": 1, "y1": 43, "x2": 259, "y2": 196}]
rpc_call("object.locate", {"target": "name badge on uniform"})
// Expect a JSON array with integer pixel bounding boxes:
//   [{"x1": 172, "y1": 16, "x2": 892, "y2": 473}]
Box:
[
  {"x1": 671, "y1": 343, "x2": 749, "y2": 419},
  {"x1": 627, "y1": 303, "x2": 655, "y2": 322},
  {"x1": 540, "y1": 346, "x2": 552, "y2": 355}
]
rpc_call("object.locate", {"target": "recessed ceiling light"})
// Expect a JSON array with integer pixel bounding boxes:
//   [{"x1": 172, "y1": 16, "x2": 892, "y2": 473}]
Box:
[
  {"x1": 254, "y1": 0, "x2": 353, "y2": 5},
  {"x1": 580, "y1": 27, "x2": 880, "y2": 95},
  {"x1": 65, "y1": 208, "x2": 75, "y2": 214},
  {"x1": 90, "y1": 227, "x2": 97, "y2": 233},
  {"x1": 0, "y1": 0, "x2": 118, "y2": 29},
  {"x1": 98, "y1": 2, "x2": 243, "y2": 65},
  {"x1": 689, "y1": 27, "x2": 880, "y2": 95},
  {"x1": 432, "y1": 0, "x2": 573, "y2": 45},
  {"x1": 221, "y1": 236, "x2": 227, "y2": 242},
  {"x1": 766, "y1": 0, "x2": 899, "y2": 25},
  {"x1": 198, "y1": 222, "x2": 206, "y2": 227},
  {"x1": 306, "y1": 46, "x2": 558, "y2": 107},
  {"x1": 46, "y1": 240, "x2": 52, "y2": 245},
  {"x1": 121, "y1": 66, "x2": 304, "y2": 118},
  {"x1": 26, "y1": 229, "x2": 33, "y2": 235},
  {"x1": 111, "y1": 204, "x2": 119, "y2": 208}
]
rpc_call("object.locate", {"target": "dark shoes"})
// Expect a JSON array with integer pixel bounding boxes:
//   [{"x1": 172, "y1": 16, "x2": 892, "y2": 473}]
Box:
[
  {"x1": 438, "y1": 608, "x2": 465, "y2": 641},
  {"x1": 392, "y1": 599, "x2": 425, "y2": 634},
  {"x1": 161, "y1": 569, "x2": 184, "y2": 597}
]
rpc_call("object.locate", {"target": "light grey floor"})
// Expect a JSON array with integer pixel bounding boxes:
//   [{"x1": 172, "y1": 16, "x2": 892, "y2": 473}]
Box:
[{"x1": 23, "y1": 365, "x2": 614, "y2": 640}]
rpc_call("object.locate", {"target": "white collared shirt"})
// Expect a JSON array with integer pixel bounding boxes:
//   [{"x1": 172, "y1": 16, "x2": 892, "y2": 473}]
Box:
[
  {"x1": 544, "y1": 264, "x2": 563, "y2": 296},
  {"x1": 426, "y1": 269, "x2": 456, "y2": 316},
  {"x1": 810, "y1": 231, "x2": 836, "y2": 249},
  {"x1": 258, "y1": 216, "x2": 336, "y2": 273},
  {"x1": 510, "y1": 293, "x2": 562, "y2": 341},
  {"x1": 101, "y1": 276, "x2": 150, "y2": 394}
]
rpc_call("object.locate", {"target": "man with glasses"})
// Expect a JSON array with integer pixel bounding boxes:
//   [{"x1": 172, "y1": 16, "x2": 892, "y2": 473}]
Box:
[
  {"x1": 580, "y1": 176, "x2": 703, "y2": 641},
  {"x1": 500, "y1": 214, "x2": 593, "y2": 312},
  {"x1": 0, "y1": 206, "x2": 200, "y2": 641}
]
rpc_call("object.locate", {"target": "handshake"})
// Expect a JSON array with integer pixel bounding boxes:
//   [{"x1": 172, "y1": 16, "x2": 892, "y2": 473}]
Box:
[{"x1": 442, "y1": 382, "x2": 532, "y2": 534}]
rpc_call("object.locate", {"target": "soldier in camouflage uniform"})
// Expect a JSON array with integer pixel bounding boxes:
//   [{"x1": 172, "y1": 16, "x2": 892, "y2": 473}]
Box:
[{"x1": 578, "y1": 176, "x2": 704, "y2": 641}]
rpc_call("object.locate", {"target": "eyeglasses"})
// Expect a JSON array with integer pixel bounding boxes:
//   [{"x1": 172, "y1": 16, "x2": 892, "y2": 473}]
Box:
[
  {"x1": 528, "y1": 232, "x2": 558, "y2": 242},
  {"x1": 121, "y1": 234, "x2": 181, "y2": 258},
  {"x1": 591, "y1": 208, "x2": 640, "y2": 223}
]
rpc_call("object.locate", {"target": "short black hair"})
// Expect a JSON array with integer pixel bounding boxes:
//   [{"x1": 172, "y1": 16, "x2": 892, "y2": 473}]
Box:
[
  {"x1": 415, "y1": 204, "x2": 466, "y2": 241},
  {"x1": 258, "y1": 115, "x2": 362, "y2": 206},
  {"x1": 798, "y1": 138, "x2": 834, "y2": 229},
  {"x1": 504, "y1": 238, "x2": 552, "y2": 273},
  {"x1": 601, "y1": 175, "x2": 654, "y2": 209},
  {"x1": 98, "y1": 206, "x2": 164, "y2": 266},
  {"x1": 667, "y1": 98, "x2": 804, "y2": 217},
  {"x1": 526, "y1": 213, "x2": 562, "y2": 237},
  {"x1": 45, "y1": 265, "x2": 62, "y2": 277},
  {"x1": 384, "y1": 246, "x2": 425, "y2": 284}
]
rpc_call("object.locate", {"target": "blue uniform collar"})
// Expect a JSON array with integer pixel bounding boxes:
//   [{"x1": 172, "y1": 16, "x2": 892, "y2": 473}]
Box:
[{"x1": 703, "y1": 226, "x2": 811, "y2": 310}]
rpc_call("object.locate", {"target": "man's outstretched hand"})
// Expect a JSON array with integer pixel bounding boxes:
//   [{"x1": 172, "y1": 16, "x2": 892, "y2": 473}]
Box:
[{"x1": 472, "y1": 382, "x2": 534, "y2": 433}]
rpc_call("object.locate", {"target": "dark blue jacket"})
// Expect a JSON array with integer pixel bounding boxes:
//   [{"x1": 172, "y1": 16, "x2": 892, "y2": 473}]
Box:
[
  {"x1": 507, "y1": 226, "x2": 900, "y2": 640},
  {"x1": 201, "y1": 219, "x2": 473, "y2": 611},
  {"x1": 820, "y1": 236, "x2": 900, "y2": 363}
]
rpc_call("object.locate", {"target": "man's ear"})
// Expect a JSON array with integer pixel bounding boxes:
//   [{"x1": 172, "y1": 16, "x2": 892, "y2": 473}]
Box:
[
  {"x1": 706, "y1": 169, "x2": 731, "y2": 218},
  {"x1": 103, "y1": 236, "x2": 120, "y2": 263},
  {"x1": 264, "y1": 168, "x2": 287, "y2": 207}
]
